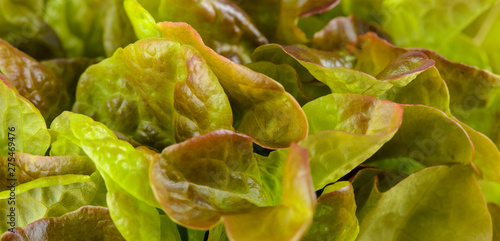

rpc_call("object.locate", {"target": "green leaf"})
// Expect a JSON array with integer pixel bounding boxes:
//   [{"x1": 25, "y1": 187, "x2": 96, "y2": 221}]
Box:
[
  {"x1": 208, "y1": 223, "x2": 230, "y2": 241},
  {"x1": 0, "y1": 172, "x2": 105, "y2": 231},
  {"x1": 0, "y1": 39, "x2": 70, "y2": 123},
  {"x1": 302, "y1": 181, "x2": 359, "y2": 241},
  {"x1": 488, "y1": 203, "x2": 500, "y2": 241},
  {"x1": 0, "y1": 0, "x2": 64, "y2": 60},
  {"x1": 50, "y1": 112, "x2": 159, "y2": 207},
  {"x1": 0, "y1": 153, "x2": 95, "y2": 190},
  {"x1": 252, "y1": 43, "x2": 434, "y2": 97},
  {"x1": 351, "y1": 33, "x2": 450, "y2": 111},
  {"x1": 371, "y1": 105, "x2": 474, "y2": 167},
  {"x1": 150, "y1": 129, "x2": 273, "y2": 229},
  {"x1": 160, "y1": 215, "x2": 183, "y2": 241},
  {"x1": 458, "y1": 121, "x2": 500, "y2": 182},
  {"x1": 155, "y1": 21, "x2": 308, "y2": 148},
  {"x1": 223, "y1": 143, "x2": 316, "y2": 241},
  {"x1": 354, "y1": 165, "x2": 492, "y2": 241},
  {"x1": 0, "y1": 78, "x2": 51, "y2": 157},
  {"x1": 379, "y1": 0, "x2": 497, "y2": 49},
  {"x1": 414, "y1": 48, "x2": 500, "y2": 148},
  {"x1": 301, "y1": 93, "x2": 403, "y2": 189},
  {"x1": 73, "y1": 37, "x2": 233, "y2": 150},
  {"x1": 44, "y1": 0, "x2": 137, "y2": 57},
  {"x1": 123, "y1": 0, "x2": 160, "y2": 39},
  {"x1": 101, "y1": 172, "x2": 162, "y2": 241},
  {"x1": 0, "y1": 206, "x2": 125, "y2": 241}
]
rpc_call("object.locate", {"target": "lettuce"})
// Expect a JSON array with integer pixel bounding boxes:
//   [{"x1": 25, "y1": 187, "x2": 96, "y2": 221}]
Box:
[{"x1": 1, "y1": 0, "x2": 500, "y2": 240}]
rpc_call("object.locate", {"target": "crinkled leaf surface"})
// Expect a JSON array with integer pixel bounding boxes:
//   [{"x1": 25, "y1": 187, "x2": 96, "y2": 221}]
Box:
[
  {"x1": 252, "y1": 43, "x2": 434, "y2": 97},
  {"x1": 0, "y1": 39, "x2": 70, "y2": 123},
  {"x1": 50, "y1": 112, "x2": 159, "y2": 207},
  {"x1": 0, "y1": 153, "x2": 95, "y2": 188},
  {"x1": 153, "y1": 21, "x2": 308, "y2": 148},
  {"x1": 150, "y1": 0, "x2": 267, "y2": 63},
  {"x1": 302, "y1": 181, "x2": 359, "y2": 241},
  {"x1": 371, "y1": 105, "x2": 474, "y2": 167},
  {"x1": 301, "y1": 93, "x2": 403, "y2": 189},
  {"x1": 150, "y1": 129, "x2": 273, "y2": 229},
  {"x1": 0, "y1": 172, "x2": 105, "y2": 231},
  {"x1": 223, "y1": 143, "x2": 316, "y2": 241},
  {"x1": 0, "y1": 78, "x2": 50, "y2": 157},
  {"x1": 0, "y1": 206, "x2": 125, "y2": 241},
  {"x1": 73, "y1": 37, "x2": 233, "y2": 150},
  {"x1": 354, "y1": 165, "x2": 492, "y2": 241}
]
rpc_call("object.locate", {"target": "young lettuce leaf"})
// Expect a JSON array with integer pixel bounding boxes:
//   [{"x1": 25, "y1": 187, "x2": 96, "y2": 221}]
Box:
[
  {"x1": 150, "y1": 0, "x2": 268, "y2": 63},
  {"x1": 252, "y1": 43, "x2": 434, "y2": 97},
  {"x1": 300, "y1": 93, "x2": 403, "y2": 189},
  {"x1": 0, "y1": 153, "x2": 95, "y2": 187},
  {"x1": 0, "y1": 39, "x2": 70, "y2": 124},
  {"x1": 50, "y1": 112, "x2": 160, "y2": 208},
  {"x1": 223, "y1": 143, "x2": 316, "y2": 241},
  {"x1": 0, "y1": 76, "x2": 50, "y2": 157},
  {"x1": 0, "y1": 172, "x2": 104, "y2": 231},
  {"x1": 0, "y1": 206, "x2": 126, "y2": 241},
  {"x1": 150, "y1": 129, "x2": 274, "y2": 229},
  {"x1": 125, "y1": 3, "x2": 308, "y2": 148},
  {"x1": 370, "y1": 105, "x2": 474, "y2": 167},
  {"x1": 353, "y1": 165, "x2": 492, "y2": 241},
  {"x1": 302, "y1": 181, "x2": 359, "y2": 241},
  {"x1": 73, "y1": 37, "x2": 233, "y2": 150}
]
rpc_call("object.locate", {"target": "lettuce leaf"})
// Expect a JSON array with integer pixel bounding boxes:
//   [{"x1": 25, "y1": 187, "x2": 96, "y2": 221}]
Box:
[
  {"x1": 150, "y1": 129, "x2": 274, "y2": 229},
  {"x1": 0, "y1": 172, "x2": 105, "y2": 231},
  {"x1": 0, "y1": 206, "x2": 125, "y2": 241},
  {"x1": 0, "y1": 77, "x2": 51, "y2": 157},
  {"x1": 302, "y1": 181, "x2": 359, "y2": 241},
  {"x1": 223, "y1": 143, "x2": 316, "y2": 241},
  {"x1": 50, "y1": 112, "x2": 159, "y2": 207},
  {"x1": 354, "y1": 165, "x2": 492, "y2": 241},
  {"x1": 0, "y1": 39, "x2": 70, "y2": 123},
  {"x1": 125, "y1": 4, "x2": 308, "y2": 148},
  {"x1": 301, "y1": 93, "x2": 403, "y2": 189},
  {"x1": 252, "y1": 43, "x2": 434, "y2": 97},
  {"x1": 73, "y1": 37, "x2": 233, "y2": 150}
]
